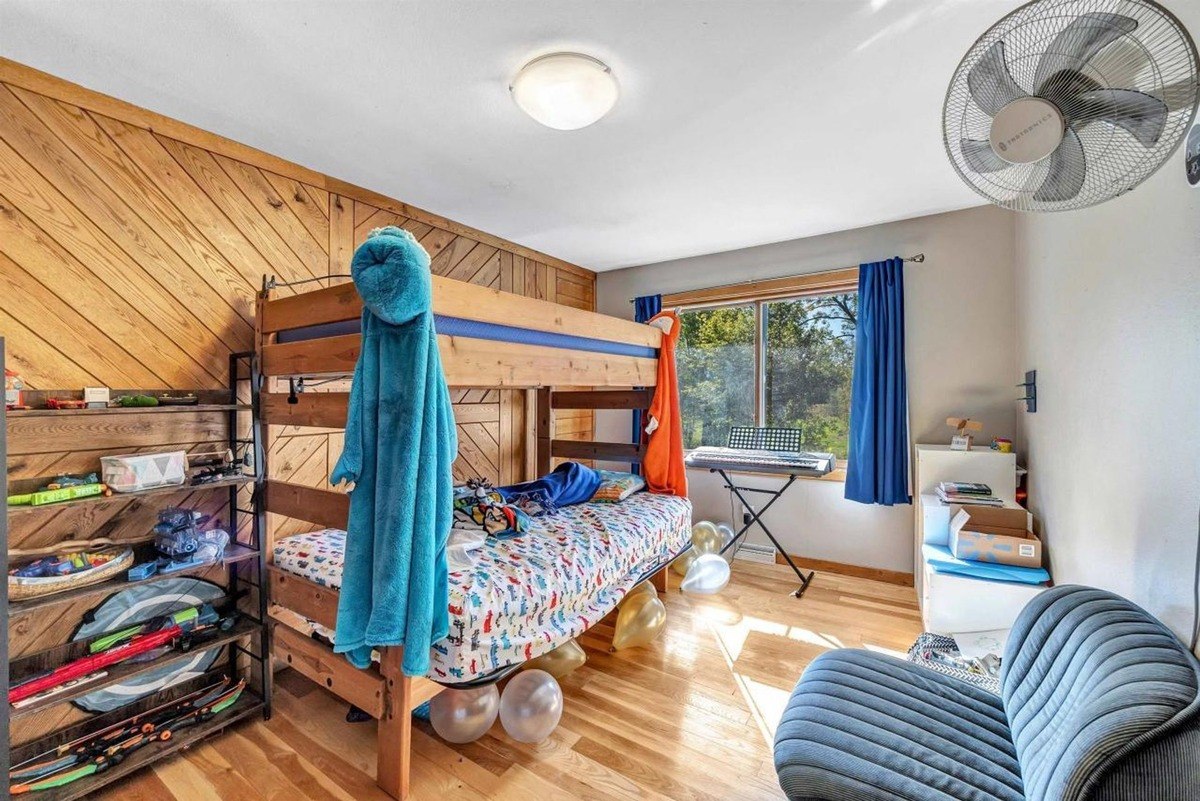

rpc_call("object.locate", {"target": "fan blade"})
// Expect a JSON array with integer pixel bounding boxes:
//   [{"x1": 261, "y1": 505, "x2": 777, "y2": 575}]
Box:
[
  {"x1": 1155, "y1": 79, "x2": 1200, "y2": 113},
  {"x1": 1034, "y1": 13, "x2": 1138, "y2": 96},
  {"x1": 960, "y1": 138, "x2": 1008, "y2": 173},
  {"x1": 1068, "y1": 89, "x2": 1168, "y2": 147},
  {"x1": 1034, "y1": 128, "x2": 1086, "y2": 203},
  {"x1": 968, "y1": 40, "x2": 1026, "y2": 117},
  {"x1": 1085, "y1": 38, "x2": 1149, "y2": 90}
]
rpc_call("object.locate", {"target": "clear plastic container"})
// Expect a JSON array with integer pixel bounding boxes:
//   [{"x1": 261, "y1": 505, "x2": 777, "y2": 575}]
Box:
[{"x1": 101, "y1": 451, "x2": 187, "y2": 493}]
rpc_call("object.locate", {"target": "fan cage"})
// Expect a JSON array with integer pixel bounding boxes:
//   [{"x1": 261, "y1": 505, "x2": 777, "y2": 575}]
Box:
[{"x1": 944, "y1": 0, "x2": 1200, "y2": 212}]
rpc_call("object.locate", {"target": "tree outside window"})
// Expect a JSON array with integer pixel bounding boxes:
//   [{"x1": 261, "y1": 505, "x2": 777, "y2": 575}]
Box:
[{"x1": 676, "y1": 292, "x2": 856, "y2": 459}]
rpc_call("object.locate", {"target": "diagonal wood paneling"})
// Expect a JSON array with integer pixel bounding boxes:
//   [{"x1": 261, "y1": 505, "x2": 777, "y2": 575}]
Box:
[{"x1": 0, "y1": 57, "x2": 595, "y2": 538}]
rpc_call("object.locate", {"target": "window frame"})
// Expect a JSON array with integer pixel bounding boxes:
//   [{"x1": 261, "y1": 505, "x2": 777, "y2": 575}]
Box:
[{"x1": 674, "y1": 279, "x2": 858, "y2": 470}]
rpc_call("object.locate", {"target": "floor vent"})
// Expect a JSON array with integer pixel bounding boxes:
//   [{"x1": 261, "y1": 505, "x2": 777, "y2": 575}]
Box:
[{"x1": 733, "y1": 542, "x2": 776, "y2": 565}]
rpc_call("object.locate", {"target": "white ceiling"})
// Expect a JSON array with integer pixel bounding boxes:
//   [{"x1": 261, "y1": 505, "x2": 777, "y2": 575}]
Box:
[{"x1": 1, "y1": 0, "x2": 1027, "y2": 270}]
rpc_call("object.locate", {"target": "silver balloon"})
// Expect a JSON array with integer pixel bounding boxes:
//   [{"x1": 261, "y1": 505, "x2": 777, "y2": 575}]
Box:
[
  {"x1": 429, "y1": 684, "x2": 500, "y2": 744},
  {"x1": 716, "y1": 523, "x2": 736, "y2": 563},
  {"x1": 499, "y1": 669, "x2": 563, "y2": 743},
  {"x1": 680, "y1": 553, "x2": 731, "y2": 595}
]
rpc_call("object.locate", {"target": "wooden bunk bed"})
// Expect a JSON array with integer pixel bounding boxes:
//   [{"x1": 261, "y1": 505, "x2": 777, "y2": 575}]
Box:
[{"x1": 255, "y1": 275, "x2": 678, "y2": 800}]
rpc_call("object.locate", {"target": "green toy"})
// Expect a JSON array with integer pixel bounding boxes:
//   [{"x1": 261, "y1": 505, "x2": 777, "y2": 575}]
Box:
[
  {"x1": 114, "y1": 394, "x2": 159, "y2": 407},
  {"x1": 6, "y1": 483, "x2": 110, "y2": 507}
]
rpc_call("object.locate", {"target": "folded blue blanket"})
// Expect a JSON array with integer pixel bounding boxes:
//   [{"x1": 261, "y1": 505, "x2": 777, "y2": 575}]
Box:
[
  {"x1": 922, "y1": 544, "x2": 1050, "y2": 585},
  {"x1": 331, "y1": 226, "x2": 457, "y2": 676},
  {"x1": 498, "y1": 461, "x2": 602, "y2": 514}
]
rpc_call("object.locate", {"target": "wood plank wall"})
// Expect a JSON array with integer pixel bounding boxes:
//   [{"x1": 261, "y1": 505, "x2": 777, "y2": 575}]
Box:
[{"x1": 0, "y1": 59, "x2": 597, "y2": 543}]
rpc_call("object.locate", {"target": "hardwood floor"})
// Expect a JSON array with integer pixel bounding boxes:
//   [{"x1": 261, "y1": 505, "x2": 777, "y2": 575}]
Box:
[{"x1": 94, "y1": 562, "x2": 922, "y2": 801}]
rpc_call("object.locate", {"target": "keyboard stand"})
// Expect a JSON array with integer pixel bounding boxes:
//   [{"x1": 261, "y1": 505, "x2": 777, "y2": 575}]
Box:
[{"x1": 712, "y1": 469, "x2": 815, "y2": 598}]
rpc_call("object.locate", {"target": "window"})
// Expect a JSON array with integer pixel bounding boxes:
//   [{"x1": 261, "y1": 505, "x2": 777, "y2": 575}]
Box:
[{"x1": 676, "y1": 290, "x2": 857, "y2": 459}]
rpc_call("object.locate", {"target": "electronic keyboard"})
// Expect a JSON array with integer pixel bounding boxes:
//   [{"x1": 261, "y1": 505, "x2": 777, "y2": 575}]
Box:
[{"x1": 684, "y1": 446, "x2": 836, "y2": 477}]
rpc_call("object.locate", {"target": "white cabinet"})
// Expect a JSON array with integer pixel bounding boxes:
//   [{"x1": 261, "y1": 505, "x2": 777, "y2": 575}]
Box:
[{"x1": 912, "y1": 444, "x2": 1045, "y2": 635}]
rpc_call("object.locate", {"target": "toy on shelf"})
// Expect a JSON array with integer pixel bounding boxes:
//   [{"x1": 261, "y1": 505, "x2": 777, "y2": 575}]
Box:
[
  {"x1": 126, "y1": 508, "x2": 231, "y2": 581},
  {"x1": 5, "y1": 368, "x2": 27, "y2": 410},
  {"x1": 8, "y1": 676, "x2": 246, "y2": 794},
  {"x1": 154, "y1": 393, "x2": 199, "y2": 406},
  {"x1": 946, "y1": 417, "x2": 984, "y2": 451},
  {"x1": 7, "y1": 475, "x2": 113, "y2": 507},
  {"x1": 112, "y1": 394, "x2": 159, "y2": 408},
  {"x1": 44, "y1": 398, "x2": 87, "y2": 410},
  {"x1": 187, "y1": 448, "x2": 245, "y2": 485},
  {"x1": 8, "y1": 548, "x2": 135, "y2": 602},
  {"x1": 7, "y1": 602, "x2": 237, "y2": 705},
  {"x1": 991, "y1": 436, "x2": 1013, "y2": 453}
]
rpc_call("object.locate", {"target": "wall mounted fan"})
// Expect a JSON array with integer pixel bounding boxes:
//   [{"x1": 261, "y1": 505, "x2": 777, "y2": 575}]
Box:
[{"x1": 944, "y1": 0, "x2": 1200, "y2": 211}]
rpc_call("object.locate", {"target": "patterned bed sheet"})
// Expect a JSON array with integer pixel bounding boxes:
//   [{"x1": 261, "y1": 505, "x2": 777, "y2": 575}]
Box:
[{"x1": 272, "y1": 491, "x2": 692, "y2": 683}]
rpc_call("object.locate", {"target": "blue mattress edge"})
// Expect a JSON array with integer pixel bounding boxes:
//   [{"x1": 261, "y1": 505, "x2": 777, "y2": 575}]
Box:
[{"x1": 275, "y1": 314, "x2": 658, "y2": 360}]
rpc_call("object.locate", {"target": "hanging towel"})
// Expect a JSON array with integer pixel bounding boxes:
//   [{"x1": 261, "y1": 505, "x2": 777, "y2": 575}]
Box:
[
  {"x1": 330, "y1": 226, "x2": 457, "y2": 676},
  {"x1": 497, "y1": 461, "x2": 602, "y2": 515},
  {"x1": 641, "y1": 311, "x2": 688, "y2": 496}
]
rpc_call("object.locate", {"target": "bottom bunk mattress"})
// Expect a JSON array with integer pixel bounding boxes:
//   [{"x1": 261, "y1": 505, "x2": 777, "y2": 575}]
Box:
[{"x1": 272, "y1": 491, "x2": 692, "y2": 683}]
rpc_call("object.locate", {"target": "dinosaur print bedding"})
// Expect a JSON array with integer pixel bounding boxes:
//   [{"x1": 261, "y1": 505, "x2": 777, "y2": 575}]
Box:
[{"x1": 271, "y1": 491, "x2": 692, "y2": 683}]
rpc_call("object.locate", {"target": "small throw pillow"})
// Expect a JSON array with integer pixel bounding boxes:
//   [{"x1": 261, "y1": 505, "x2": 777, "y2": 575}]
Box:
[{"x1": 590, "y1": 470, "x2": 645, "y2": 503}]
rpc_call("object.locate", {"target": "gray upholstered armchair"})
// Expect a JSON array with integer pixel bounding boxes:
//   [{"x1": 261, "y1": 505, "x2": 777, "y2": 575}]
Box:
[{"x1": 774, "y1": 585, "x2": 1200, "y2": 800}]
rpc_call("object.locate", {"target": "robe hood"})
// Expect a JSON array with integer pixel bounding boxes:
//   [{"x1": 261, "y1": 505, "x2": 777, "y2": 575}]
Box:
[{"x1": 351, "y1": 226, "x2": 432, "y2": 325}]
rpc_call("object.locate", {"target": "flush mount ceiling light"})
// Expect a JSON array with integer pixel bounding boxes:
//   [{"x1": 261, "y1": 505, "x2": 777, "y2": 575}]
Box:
[{"x1": 510, "y1": 52, "x2": 619, "y2": 130}]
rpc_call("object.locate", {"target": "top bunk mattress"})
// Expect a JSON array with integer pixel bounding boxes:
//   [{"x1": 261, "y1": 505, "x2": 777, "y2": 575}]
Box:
[
  {"x1": 275, "y1": 314, "x2": 658, "y2": 359},
  {"x1": 272, "y1": 492, "x2": 692, "y2": 683}
]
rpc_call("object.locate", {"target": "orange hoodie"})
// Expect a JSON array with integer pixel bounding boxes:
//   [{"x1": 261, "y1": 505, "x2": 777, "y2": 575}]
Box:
[{"x1": 642, "y1": 310, "x2": 688, "y2": 497}]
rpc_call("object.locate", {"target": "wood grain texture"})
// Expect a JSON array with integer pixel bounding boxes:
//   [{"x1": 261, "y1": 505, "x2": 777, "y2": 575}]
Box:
[
  {"x1": 0, "y1": 58, "x2": 595, "y2": 544},
  {"x1": 94, "y1": 563, "x2": 923, "y2": 801}
]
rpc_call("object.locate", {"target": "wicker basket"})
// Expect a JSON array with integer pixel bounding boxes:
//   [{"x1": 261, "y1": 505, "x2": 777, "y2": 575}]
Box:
[{"x1": 8, "y1": 548, "x2": 135, "y2": 601}]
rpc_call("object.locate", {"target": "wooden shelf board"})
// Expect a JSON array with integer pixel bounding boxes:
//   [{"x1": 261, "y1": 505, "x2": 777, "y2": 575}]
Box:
[
  {"x1": 9, "y1": 544, "x2": 260, "y2": 615},
  {"x1": 7, "y1": 403, "x2": 250, "y2": 418},
  {"x1": 10, "y1": 618, "x2": 260, "y2": 718},
  {"x1": 6, "y1": 474, "x2": 255, "y2": 517},
  {"x1": 24, "y1": 690, "x2": 264, "y2": 801}
]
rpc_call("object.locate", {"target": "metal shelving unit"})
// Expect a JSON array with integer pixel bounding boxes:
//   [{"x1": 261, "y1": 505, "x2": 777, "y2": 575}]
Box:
[{"x1": 2, "y1": 347, "x2": 271, "y2": 795}]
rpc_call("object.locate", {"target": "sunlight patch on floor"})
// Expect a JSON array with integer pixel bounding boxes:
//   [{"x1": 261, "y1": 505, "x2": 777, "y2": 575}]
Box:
[{"x1": 862, "y1": 642, "x2": 908, "y2": 659}]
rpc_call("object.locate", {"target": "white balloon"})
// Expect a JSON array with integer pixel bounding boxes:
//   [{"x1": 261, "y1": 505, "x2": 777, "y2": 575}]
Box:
[
  {"x1": 681, "y1": 553, "x2": 731, "y2": 595},
  {"x1": 429, "y1": 684, "x2": 500, "y2": 744},
  {"x1": 499, "y1": 669, "x2": 563, "y2": 743}
]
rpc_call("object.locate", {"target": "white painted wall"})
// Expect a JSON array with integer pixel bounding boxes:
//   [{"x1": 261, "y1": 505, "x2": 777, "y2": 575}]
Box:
[
  {"x1": 1014, "y1": 118, "x2": 1200, "y2": 642},
  {"x1": 596, "y1": 205, "x2": 1018, "y2": 573}
]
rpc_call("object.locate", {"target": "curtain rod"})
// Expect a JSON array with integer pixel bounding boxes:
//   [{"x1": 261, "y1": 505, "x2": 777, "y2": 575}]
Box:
[{"x1": 627, "y1": 253, "x2": 925, "y2": 303}]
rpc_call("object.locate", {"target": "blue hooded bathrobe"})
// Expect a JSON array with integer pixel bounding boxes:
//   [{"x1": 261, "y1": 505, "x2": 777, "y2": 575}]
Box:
[{"x1": 331, "y1": 226, "x2": 457, "y2": 676}]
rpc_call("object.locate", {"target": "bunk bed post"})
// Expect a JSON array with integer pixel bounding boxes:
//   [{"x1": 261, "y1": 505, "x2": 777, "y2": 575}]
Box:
[
  {"x1": 651, "y1": 565, "x2": 671, "y2": 594},
  {"x1": 377, "y1": 646, "x2": 412, "y2": 800},
  {"x1": 535, "y1": 387, "x2": 552, "y2": 476}
]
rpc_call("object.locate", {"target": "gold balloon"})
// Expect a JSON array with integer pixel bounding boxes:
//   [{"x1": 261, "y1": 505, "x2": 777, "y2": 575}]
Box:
[
  {"x1": 611, "y1": 592, "x2": 667, "y2": 650},
  {"x1": 671, "y1": 549, "x2": 698, "y2": 576},
  {"x1": 523, "y1": 639, "x2": 586, "y2": 679},
  {"x1": 622, "y1": 580, "x2": 657, "y2": 606},
  {"x1": 691, "y1": 521, "x2": 723, "y2": 555}
]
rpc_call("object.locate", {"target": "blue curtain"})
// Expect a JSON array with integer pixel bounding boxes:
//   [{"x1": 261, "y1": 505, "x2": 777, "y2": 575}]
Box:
[
  {"x1": 845, "y1": 258, "x2": 911, "y2": 506},
  {"x1": 631, "y1": 294, "x2": 662, "y2": 475}
]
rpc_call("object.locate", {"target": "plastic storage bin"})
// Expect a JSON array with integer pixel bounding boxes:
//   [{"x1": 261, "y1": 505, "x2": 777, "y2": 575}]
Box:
[{"x1": 101, "y1": 451, "x2": 187, "y2": 493}]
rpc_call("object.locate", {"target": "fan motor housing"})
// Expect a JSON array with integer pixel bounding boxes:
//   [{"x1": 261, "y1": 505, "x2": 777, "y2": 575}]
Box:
[{"x1": 990, "y1": 97, "x2": 1066, "y2": 164}]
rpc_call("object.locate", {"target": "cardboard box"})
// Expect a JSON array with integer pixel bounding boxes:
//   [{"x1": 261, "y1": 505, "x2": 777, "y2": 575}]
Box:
[{"x1": 949, "y1": 508, "x2": 1042, "y2": 568}]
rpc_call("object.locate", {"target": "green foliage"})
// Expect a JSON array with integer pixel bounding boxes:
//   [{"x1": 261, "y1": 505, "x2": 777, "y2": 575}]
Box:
[{"x1": 676, "y1": 293, "x2": 856, "y2": 458}]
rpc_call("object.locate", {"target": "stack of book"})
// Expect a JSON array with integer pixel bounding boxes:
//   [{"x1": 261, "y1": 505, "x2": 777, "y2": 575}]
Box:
[{"x1": 936, "y1": 481, "x2": 1004, "y2": 507}]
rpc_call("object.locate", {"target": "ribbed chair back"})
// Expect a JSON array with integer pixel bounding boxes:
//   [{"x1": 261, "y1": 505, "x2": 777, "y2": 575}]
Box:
[{"x1": 1001, "y1": 586, "x2": 1200, "y2": 801}]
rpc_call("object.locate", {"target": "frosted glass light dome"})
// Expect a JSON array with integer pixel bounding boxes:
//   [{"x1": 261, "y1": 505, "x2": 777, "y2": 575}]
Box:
[{"x1": 510, "y1": 53, "x2": 619, "y2": 130}]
